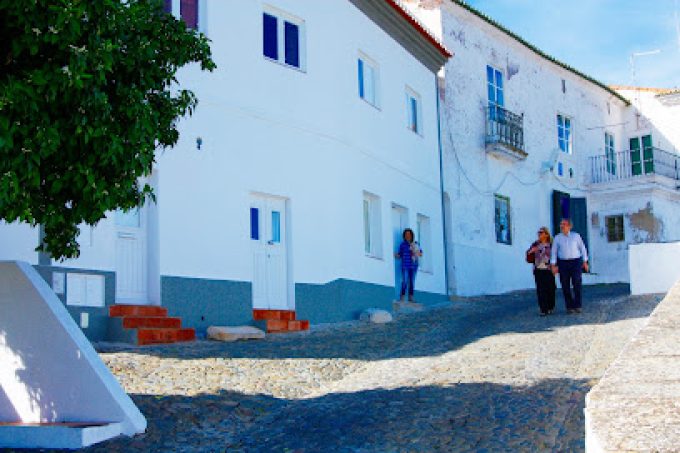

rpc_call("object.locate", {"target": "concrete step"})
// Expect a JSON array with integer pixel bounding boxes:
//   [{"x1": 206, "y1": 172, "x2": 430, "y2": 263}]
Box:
[
  {"x1": 253, "y1": 309, "x2": 296, "y2": 321},
  {"x1": 0, "y1": 422, "x2": 123, "y2": 449},
  {"x1": 254, "y1": 318, "x2": 310, "y2": 333},
  {"x1": 109, "y1": 305, "x2": 168, "y2": 318},
  {"x1": 393, "y1": 300, "x2": 424, "y2": 313},
  {"x1": 122, "y1": 316, "x2": 182, "y2": 329},
  {"x1": 136, "y1": 327, "x2": 196, "y2": 345}
]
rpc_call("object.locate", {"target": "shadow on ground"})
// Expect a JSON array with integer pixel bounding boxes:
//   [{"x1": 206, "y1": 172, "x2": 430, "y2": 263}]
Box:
[
  {"x1": 65, "y1": 378, "x2": 590, "y2": 452},
  {"x1": 98, "y1": 284, "x2": 662, "y2": 362}
]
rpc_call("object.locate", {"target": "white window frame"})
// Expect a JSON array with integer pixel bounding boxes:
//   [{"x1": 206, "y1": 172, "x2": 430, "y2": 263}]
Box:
[
  {"x1": 405, "y1": 87, "x2": 423, "y2": 135},
  {"x1": 605, "y1": 132, "x2": 616, "y2": 175},
  {"x1": 358, "y1": 52, "x2": 380, "y2": 109},
  {"x1": 363, "y1": 192, "x2": 382, "y2": 258},
  {"x1": 262, "y1": 5, "x2": 307, "y2": 71},
  {"x1": 416, "y1": 214, "x2": 432, "y2": 273},
  {"x1": 557, "y1": 113, "x2": 573, "y2": 154}
]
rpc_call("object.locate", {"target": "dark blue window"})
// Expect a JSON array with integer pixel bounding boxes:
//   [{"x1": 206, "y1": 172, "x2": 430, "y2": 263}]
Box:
[
  {"x1": 284, "y1": 21, "x2": 300, "y2": 67},
  {"x1": 358, "y1": 59, "x2": 365, "y2": 98},
  {"x1": 250, "y1": 208, "x2": 259, "y2": 240},
  {"x1": 263, "y1": 13, "x2": 278, "y2": 60}
]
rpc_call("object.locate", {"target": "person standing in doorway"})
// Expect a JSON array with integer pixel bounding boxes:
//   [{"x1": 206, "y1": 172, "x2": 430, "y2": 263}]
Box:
[
  {"x1": 526, "y1": 226, "x2": 556, "y2": 316},
  {"x1": 551, "y1": 218, "x2": 589, "y2": 314},
  {"x1": 395, "y1": 228, "x2": 422, "y2": 302}
]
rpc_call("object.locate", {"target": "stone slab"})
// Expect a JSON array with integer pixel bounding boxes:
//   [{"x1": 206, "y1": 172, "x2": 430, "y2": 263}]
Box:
[
  {"x1": 359, "y1": 309, "x2": 393, "y2": 324},
  {"x1": 207, "y1": 326, "x2": 266, "y2": 342}
]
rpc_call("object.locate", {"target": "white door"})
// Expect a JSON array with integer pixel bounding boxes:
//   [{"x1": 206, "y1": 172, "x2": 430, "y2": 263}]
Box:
[
  {"x1": 392, "y1": 204, "x2": 409, "y2": 299},
  {"x1": 115, "y1": 207, "x2": 148, "y2": 304},
  {"x1": 251, "y1": 196, "x2": 289, "y2": 310}
]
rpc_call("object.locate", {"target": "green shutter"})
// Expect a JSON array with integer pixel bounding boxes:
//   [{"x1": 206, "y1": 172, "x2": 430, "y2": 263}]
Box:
[
  {"x1": 630, "y1": 137, "x2": 642, "y2": 176},
  {"x1": 642, "y1": 135, "x2": 654, "y2": 174}
]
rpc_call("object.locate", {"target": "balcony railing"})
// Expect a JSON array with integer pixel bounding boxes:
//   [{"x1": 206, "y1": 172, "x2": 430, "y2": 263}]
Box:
[
  {"x1": 485, "y1": 105, "x2": 525, "y2": 156},
  {"x1": 590, "y1": 148, "x2": 680, "y2": 184}
]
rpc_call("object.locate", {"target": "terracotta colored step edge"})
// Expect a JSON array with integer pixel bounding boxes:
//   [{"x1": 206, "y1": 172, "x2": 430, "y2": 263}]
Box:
[
  {"x1": 109, "y1": 305, "x2": 168, "y2": 317},
  {"x1": 122, "y1": 316, "x2": 182, "y2": 329},
  {"x1": 253, "y1": 309, "x2": 296, "y2": 321},
  {"x1": 0, "y1": 422, "x2": 109, "y2": 427}
]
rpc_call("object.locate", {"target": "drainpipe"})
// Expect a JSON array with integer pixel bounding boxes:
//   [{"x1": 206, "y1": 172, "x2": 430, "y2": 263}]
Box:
[{"x1": 435, "y1": 75, "x2": 450, "y2": 297}]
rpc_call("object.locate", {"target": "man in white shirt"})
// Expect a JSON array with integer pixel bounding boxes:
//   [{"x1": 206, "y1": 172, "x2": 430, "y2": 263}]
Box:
[{"x1": 551, "y1": 218, "x2": 589, "y2": 314}]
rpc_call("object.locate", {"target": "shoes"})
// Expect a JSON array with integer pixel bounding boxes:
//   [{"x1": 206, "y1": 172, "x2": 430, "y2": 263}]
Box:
[
  {"x1": 408, "y1": 295, "x2": 414, "y2": 302},
  {"x1": 547, "y1": 309, "x2": 554, "y2": 315},
  {"x1": 540, "y1": 312, "x2": 548, "y2": 317},
  {"x1": 574, "y1": 308, "x2": 582, "y2": 314},
  {"x1": 567, "y1": 309, "x2": 576, "y2": 314}
]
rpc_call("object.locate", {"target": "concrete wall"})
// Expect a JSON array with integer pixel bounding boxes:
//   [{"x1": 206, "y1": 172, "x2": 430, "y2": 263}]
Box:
[
  {"x1": 629, "y1": 242, "x2": 680, "y2": 295},
  {"x1": 407, "y1": 0, "x2": 628, "y2": 295},
  {"x1": 157, "y1": 0, "x2": 447, "y2": 302},
  {"x1": 0, "y1": 261, "x2": 145, "y2": 436},
  {"x1": 585, "y1": 280, "x2": 680, "y2": 451}
]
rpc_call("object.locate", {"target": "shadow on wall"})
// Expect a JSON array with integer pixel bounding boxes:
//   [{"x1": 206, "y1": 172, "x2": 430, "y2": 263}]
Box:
[
  {"x1": 0, "y1": 331, "x2": 59, "y2": 425},
  {"x1": 81, "y1": 378, "x2": 591, "y2": 452},
  {"x1": 98, "y1": 284, "x2": 661, "y2": 362}
]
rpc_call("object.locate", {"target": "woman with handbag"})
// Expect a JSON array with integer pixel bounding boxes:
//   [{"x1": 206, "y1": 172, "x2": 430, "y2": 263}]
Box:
[{"x1": 526, "y1": 226, "x2": 556, "y2": 316}]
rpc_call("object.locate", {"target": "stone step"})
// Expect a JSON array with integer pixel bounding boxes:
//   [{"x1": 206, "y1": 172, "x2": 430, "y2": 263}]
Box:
[
  {"x1": 136, "y1": 328, "x2": 196, "y2": 346},
  {"x1": 122, "y1": 316, "x2": 182, "y2": 329},
  {"x1": 253, "y1": 309, "x2": 296, "y2": 321},
  {"x1": 393, "y1": 300, "x2": 424, "y2": 313},
  {"x1": 109, "y1": 305, "x2": 168, "y2": 318},
  {"x1": 0, "y1": 422, "x2": 123, "y2": 449},
  {"x1": 255, "y1": 318, "x2": 310, "y2": 333}
]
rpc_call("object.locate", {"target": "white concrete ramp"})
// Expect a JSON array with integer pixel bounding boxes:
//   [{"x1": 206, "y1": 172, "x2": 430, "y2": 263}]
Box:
[{"x1": 0, "y1": 261, "x2": 146, "y2": 449}]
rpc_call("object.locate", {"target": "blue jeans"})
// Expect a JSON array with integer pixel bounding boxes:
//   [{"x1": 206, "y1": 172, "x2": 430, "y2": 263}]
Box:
[{"x1": 401, "y1": 267, "x2": 416, "y2": 297}]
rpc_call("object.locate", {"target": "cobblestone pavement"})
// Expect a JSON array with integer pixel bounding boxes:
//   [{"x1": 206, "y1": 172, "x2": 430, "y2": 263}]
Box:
[{"x1": 63, "y1": 285, "x2": 660, "y2": 452}]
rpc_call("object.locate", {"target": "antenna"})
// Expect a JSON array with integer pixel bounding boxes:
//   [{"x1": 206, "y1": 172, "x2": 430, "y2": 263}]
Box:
[{"x1": 630, "y1": 49, "x2": 662, "y2": 86}]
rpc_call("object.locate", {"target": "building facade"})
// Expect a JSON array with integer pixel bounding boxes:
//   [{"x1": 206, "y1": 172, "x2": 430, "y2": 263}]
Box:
[
  {"x1": 404, "y1": 0, "x2": 680, "y2": 296},
  {"x1": 0, "y1": 0, "x2": 451, "y2": 338}
]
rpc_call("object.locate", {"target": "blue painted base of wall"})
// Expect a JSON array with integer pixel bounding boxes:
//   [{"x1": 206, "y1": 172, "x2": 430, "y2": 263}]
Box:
[
  {"x1": 295, "y1": 279, "x2": 447, "y2": 324},
  {"x1": 161, "y1": 276, "x2": 252, "y2": 335},
  {"x1": 160, "y1": 275, "x2": 446, "y2": 331},
  {"x1": 34, "y1": 265, "x2": 115, "y2": 342}
]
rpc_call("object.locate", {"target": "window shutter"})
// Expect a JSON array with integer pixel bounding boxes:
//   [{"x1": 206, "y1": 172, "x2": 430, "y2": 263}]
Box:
[
  {"x1": 180, "y1": 0, "x2": 198, "y2": 29},
  {"x1": 163, "y1": 0, "x2": 172, "y2": 13}
]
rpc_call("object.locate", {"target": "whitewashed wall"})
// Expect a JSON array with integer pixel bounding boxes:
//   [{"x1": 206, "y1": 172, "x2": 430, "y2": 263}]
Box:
[
  {"x1": 409, "y1": 0, "x2": 628, "y2": 295},
  {"x1": 629, "y1": 242, "x2": 680, "y2": 295},
  {"x1": 157, "y1": 0, "x2": 447, "y2": 296}
]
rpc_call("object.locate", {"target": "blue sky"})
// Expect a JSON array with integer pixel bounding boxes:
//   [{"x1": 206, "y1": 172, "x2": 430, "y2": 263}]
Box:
[{"x1": 465, "y1": 0, "x2": 680, "y2": 88}]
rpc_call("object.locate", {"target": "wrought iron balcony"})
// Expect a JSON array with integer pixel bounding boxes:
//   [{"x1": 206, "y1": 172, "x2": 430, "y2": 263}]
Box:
[
  {"x1": 590, "y1": 148, "x2": 680, "y2": 184},
  {"x1": 485, "y1": 105, "x2": 526, "y2": 159}
]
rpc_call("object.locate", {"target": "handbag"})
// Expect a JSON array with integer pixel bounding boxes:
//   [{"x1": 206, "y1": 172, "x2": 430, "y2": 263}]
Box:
[{"x1": 525, "y1": 242, "x2": 538, "y2": 264}]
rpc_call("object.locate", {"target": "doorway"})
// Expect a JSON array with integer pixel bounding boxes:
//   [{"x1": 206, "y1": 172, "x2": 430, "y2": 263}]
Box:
[
  {"x1": 251, "y1": 195, "x2": 290, "y2": 310},
  {"x1": 115, "y1": 207, "x2": 148, "y2": 304}
]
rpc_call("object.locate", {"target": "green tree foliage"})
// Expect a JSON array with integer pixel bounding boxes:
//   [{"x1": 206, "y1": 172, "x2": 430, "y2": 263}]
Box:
[{"x1": 0, "y1": 0, "x2": 215, "y2": 259}]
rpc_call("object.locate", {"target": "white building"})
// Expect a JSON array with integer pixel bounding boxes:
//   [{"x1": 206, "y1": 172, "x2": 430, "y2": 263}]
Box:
[
  {"x1": 0, "y1": 0, "x2": 451, "y2": 339},
  {"x1": 404, "y1": 0, "x2": 680, "y2": 296}
]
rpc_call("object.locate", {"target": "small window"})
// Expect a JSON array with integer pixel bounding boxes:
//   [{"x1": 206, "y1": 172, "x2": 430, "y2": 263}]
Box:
[
  {"x1": 406, "y1": 88, "x2": 422, "y2": 134},
  {"x1": 250, "y1": 207, "x2": 260, "y2": 240},
  {"x1": 363, "y1": 192, "x2": 382, "y2": 258},
  {"x1": 416, "y1": 214, "x2": 432, "y2": 272},
  {"x1": 557, "y1": 114, "x2": 573, "y2": 154},
  {"x1": 271, "y1": 211, "x2": 281, "y2": 243},
  {"x1": 557, "y1": 162, "x2": 564, "y2": 177},
  {"x1": 262, "y1": 9, "x2": 305, "y2": 70},
  {"x1": 494, "y1": 195, "x2": 511, "y2": 245},
  {"x1": 605, "y1": 132, "x2": 616, "y2": 175},
  {"x1": 561, "y1": 79, "x2": 566, "y2": 93},
  {"x1": 358, "y1": 55, "x2": 379, "y2": 108},
  {"x1": 606, "y1": 215, "x2": 625, "y2": 242},
  {"x1": 180, "y1": 0, "x2": 198, "y2": 29}
]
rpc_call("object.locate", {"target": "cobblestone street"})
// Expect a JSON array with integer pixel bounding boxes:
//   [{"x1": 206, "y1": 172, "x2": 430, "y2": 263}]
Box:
[{"x1": 82, "y1": 285, "x2": 660, "y2": 452}]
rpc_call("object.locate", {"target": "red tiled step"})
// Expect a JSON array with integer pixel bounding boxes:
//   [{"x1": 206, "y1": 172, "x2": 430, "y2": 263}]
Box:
[
  {"x1": 136, "y1": 328, "x2": 195, "y2": 346},
  {"x1": 109, "y1": 305, "x2": 168, "y2": 318},
  {"x1": 266, "y1": 319, "x2": 310, "y2": 333},
  {"x1": 122, "y1": 316, "x2": 182, "y2": 329},
  {"x1": 253, "y1": 309, "x2": 296, "y2": 321}
]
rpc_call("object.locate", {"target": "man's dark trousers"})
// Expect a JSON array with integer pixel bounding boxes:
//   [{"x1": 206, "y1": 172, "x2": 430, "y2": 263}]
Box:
[{"x1": 557, "y1": 258, "x2": 583, "y2": 309}]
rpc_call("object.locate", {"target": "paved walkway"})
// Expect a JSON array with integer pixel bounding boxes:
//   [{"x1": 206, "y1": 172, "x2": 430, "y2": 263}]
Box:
[{"x1": 81, "y1": 285, "x2": 659, "y2": 452}]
